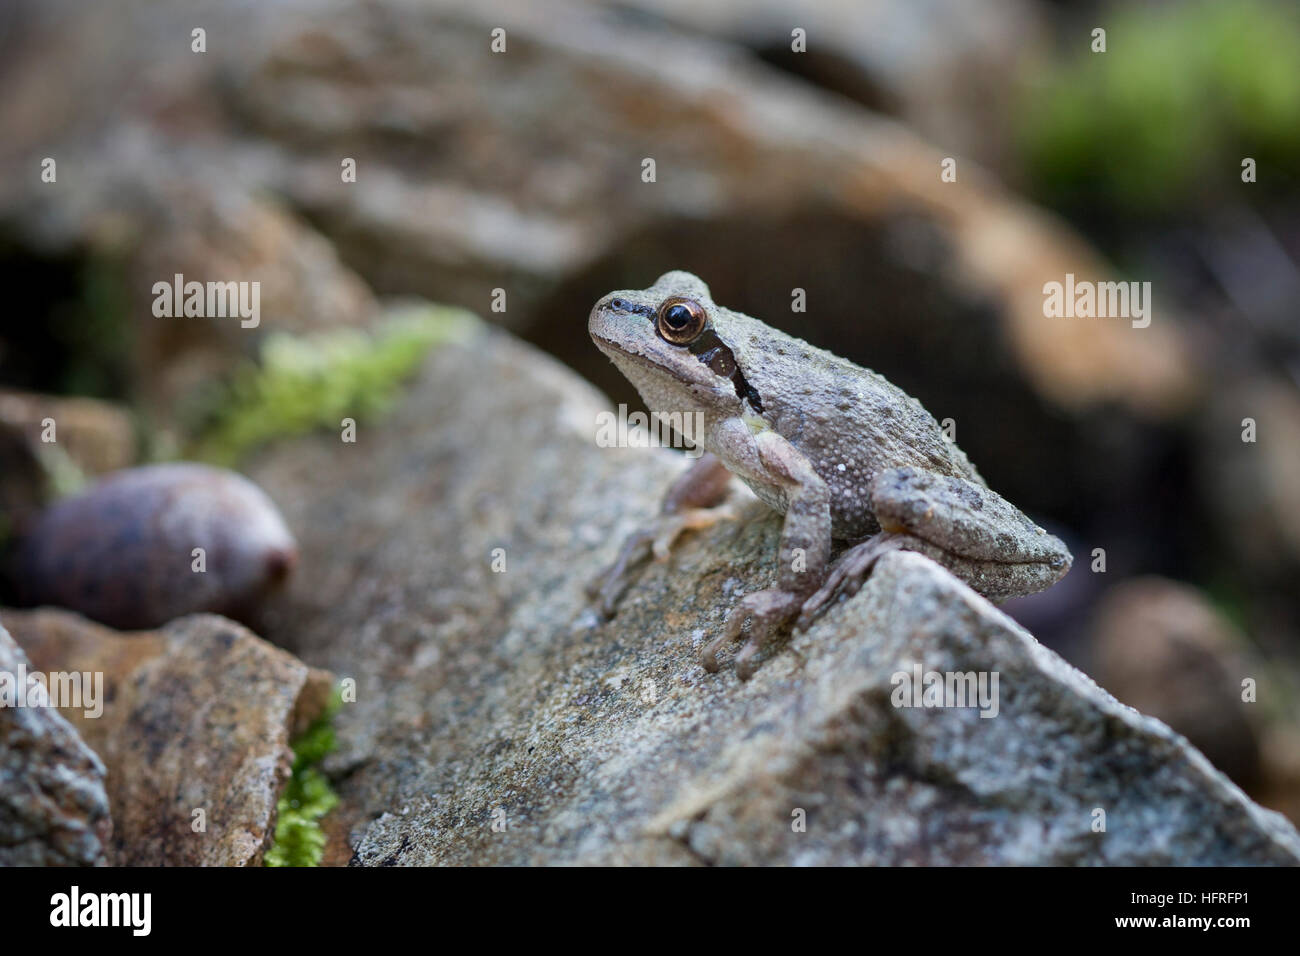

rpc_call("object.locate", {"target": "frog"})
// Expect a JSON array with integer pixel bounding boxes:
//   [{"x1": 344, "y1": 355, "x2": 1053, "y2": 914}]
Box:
[{"x1": 587, "y1": 271, "x2": 1072, "y2": 679}]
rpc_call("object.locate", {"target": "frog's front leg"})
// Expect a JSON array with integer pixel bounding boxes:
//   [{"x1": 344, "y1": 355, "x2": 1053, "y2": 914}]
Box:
[
  {"x1": 701, "y1": 426, "x2": 830, "y2": 679},
  {"x1": 798, "y1": 466, "x2": 1071, "y2": 627},
  {"x1": 588, "y1": 452, "x2": 736, "y2": 620}
]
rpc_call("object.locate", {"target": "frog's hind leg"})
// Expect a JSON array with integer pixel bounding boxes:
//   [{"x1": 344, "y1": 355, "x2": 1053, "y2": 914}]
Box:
[
  {"x1": 795, "y1": 532, "x2": 918, "y2": 630},
  {"x1": 796, "y1": 466, "x2": 1073, "y2": 627}
]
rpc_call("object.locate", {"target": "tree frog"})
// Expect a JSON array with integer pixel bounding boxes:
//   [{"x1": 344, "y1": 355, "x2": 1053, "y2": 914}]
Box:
[{"x1": 588, "y1": 271, "x2": 1072, "y2": 679}]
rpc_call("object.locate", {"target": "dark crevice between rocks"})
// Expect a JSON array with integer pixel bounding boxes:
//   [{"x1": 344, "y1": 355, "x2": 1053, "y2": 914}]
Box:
[
  {"x1": 0, "y1": 240, "x2": 134, "y2": 400},
  {"x1": 752, "y1": 44, "x2": 903, "y2": 118}
]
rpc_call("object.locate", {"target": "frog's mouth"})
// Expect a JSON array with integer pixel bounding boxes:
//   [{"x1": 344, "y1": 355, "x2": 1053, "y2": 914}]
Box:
[
  {"x1": 589, "y1": 303, "x2": 668, "y2": 372},
  {"x1": 590, "y1": 333, "x2": 673, "y2": 376}
]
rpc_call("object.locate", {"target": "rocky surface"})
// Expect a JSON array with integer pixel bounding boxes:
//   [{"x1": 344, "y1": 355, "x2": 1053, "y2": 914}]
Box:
[
  {"x1": 0, "y1": 621, "x2": 111, "y2": 865},
  {"x1": 0, "y1": 389, "x2": 136, "y2": 530},
  {"x1": 241, "y1": 325, "x2": 1298, "y2": 865},
  {"x1": 0, "y1": 0, "x2": 1293, "y2": 868},
  {"x1": 0, "y1": 389, "x2": 135, "y2": 478},
  {"x1": 3, "y1": 609, "x2": 334, "y2": 865}
]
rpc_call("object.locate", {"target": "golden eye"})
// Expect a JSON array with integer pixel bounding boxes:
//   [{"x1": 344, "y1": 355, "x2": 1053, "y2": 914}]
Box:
[{"x1": 655, "y1": 296, "x2": 708, "y2": 345}]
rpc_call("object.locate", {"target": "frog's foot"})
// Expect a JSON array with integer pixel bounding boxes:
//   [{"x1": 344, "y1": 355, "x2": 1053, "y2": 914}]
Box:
[
  {"x1": 703, "y1": 588, "x2": 802, "y2": 680},
  {"x1": 586, "y1": 505, "x2": 735, "y2": 619},
  {"x1": 649, "y1": 505, "x2": 736, "y2": 560},
  {"x1": 796, "y1": 532, "x2": 914, "y2": 630}
]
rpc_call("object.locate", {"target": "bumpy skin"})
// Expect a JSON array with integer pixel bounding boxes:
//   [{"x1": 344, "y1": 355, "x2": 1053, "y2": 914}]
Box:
[
  {"x1": 589, "y1": 271, "x2": 1072, "y2": 678},
  {"x1": 13, "y1": 463, "x2": 298, "y2": 630}
]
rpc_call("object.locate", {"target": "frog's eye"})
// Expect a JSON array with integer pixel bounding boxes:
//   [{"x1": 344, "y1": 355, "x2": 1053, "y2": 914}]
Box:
[{"x1": 656, "y1": 296, "x2": 708, "y2": 345}]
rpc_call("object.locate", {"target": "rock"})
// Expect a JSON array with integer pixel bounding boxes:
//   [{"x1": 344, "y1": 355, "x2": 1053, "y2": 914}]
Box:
[
  {"x1": 0, "y1": 389, "x2": 136, "y2": 478},
  {"x1": 126, "y1": 179, "x2": 381, "y2": 425},
  {"x1": 614, "y1": 0, "x2": 1049, "y2": 167},
  {"x1": 1088, "y1": 577, "x2": 1263, "y2": 790},
  {"x1": 0, "y1": 389, "x2": 137, "y2": 535},
  {"x1": 11, "y1": 463, "x2": 298, "y2": 630},
  {"x1": 241, "y1": 324, "x2": 1298, "y2": 864},
  {"x1": 0, "y1": 621, "x2": 111, "y2": 866},
  {"x1": 3, "y1": 609, "x2": 334, "y2": 866},
  {"x1": 1088, "y1": 576, "x2": 1300, "y2": 823},
  {"x1": 0, "y1": 420, "x2": 45, "y2": 539},
  {"x1": 1259, "y1": 724, "x2": 1300, "y2": 826}
]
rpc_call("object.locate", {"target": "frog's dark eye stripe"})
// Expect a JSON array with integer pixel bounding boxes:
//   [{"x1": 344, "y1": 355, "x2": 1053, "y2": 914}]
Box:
[
  {"x1": 644, "y1": 295, "x2": 764, "y2": 413},
  {"x1": 689, "y1": 329, "x2": 764, "y2": 413},
  {"x1": 609, "y1": 297, "x2": 655, "y2": 318}
]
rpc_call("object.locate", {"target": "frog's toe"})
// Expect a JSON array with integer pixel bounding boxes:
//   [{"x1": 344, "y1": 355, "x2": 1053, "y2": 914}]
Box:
[
  {"x1": 699, "y1": 631, "x2": 731, "y2": 672},
  {"x1": 707, "y1": 588, "x2": 802, "y2": 678},
  {"x1": 587, "y1": 528, "x2": 657, "y2": 617},
  {"x1": 795, "y1": 590, "x2": 831, "y2": 631},
  {"x1": 700, "y1": 599, "x2": 750, "y2": 671},
  {"x1": 735, "y1": 641, "x2": 762, "y2": 680},
  {"x1": 798, "y1": 533, "x2": 908, "y2": 629}
]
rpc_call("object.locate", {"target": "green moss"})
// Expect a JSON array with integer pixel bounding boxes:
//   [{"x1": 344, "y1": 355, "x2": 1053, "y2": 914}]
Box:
[
  {"x1": 265, "y1": 692, "x2": 342, "y2": 868},
  {"x1": 188, "y1": 305, "x2": 477, "y2": 466},
  {"x1": 1016, "y1": 0, "x2": 1300, "y2": 217}
]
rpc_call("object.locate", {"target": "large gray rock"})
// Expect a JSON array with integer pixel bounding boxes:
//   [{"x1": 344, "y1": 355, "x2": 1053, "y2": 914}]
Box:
[
  {"x1": 244, "y1": 324, "x2": 1299, "y2": 865},
  {"x1": 0, "y1": 622, "x2": 111, "y2": 865}
]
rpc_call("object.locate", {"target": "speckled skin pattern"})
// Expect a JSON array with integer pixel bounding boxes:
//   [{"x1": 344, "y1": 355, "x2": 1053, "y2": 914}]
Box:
[
  {"x1": 13, "y1": 463, "x2": 297, "y2": 630},
  {"x1": 590, "y1": 271, "x2": 1072, "y2": 676}
]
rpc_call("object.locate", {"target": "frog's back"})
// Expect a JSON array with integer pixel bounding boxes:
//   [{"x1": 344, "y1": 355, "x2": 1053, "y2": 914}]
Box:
[{"x1": 729, "y1": 318, "x2": 984, "y2": 539}]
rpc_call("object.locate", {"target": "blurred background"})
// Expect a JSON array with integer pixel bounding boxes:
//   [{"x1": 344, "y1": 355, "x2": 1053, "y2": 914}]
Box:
[{"x1": 0, "y1": 0, "x2": 1298, "y2": 820}]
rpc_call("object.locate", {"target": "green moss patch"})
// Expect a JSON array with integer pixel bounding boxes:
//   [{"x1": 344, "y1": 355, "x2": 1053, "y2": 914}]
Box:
[
  {"x1": 1016, "y1": 0, "x2": 1300, "y2": 217},
  {"x1": 189, "y1": 305, "x2": 477, "y2": 466},
  {"x1": 265, "y1": 693, "x2": 342, "y2": 868}
]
